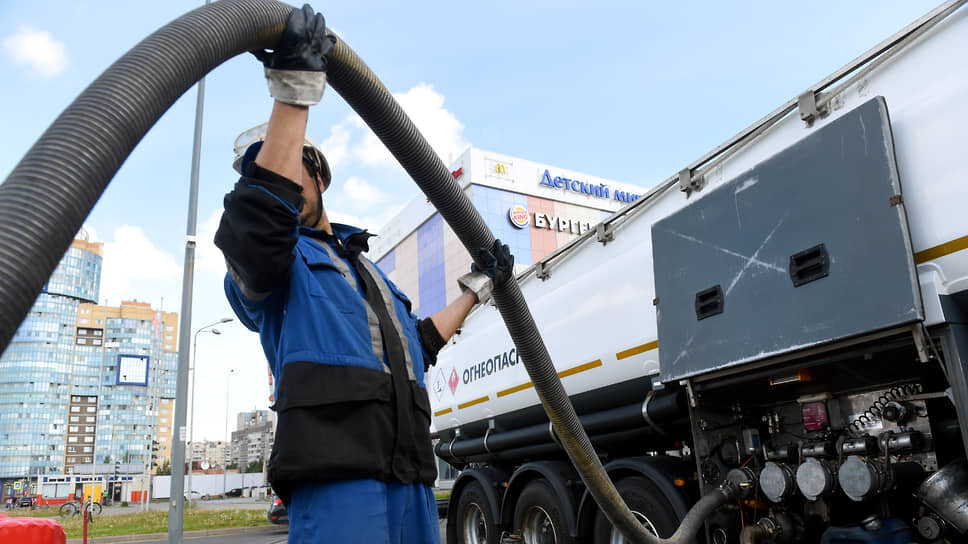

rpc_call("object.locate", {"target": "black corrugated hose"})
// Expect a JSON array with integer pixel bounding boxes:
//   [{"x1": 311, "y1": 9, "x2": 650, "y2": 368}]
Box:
[{"x1": 0, "y1": 1, "x2": 735, "y2": 542}]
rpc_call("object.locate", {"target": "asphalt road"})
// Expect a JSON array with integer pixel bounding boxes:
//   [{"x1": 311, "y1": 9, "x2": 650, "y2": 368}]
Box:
[
  {"x1": 96, "y1": 497, "x2": 273, "y2": 516},
  {"x1": 114, "y1": 528, "x2": 291, "y2": 544}
]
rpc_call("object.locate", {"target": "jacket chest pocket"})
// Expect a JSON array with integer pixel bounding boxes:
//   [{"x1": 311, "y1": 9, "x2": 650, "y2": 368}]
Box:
[
  {"x1": 305, "y1": 261, "x2": 358, "y2": 315},
  {"x1": 384, "y1": 279, "x2": 415, "y2": 316}
]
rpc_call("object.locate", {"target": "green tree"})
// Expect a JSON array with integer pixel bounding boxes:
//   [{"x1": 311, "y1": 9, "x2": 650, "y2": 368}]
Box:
[
  {"x1": 244, "y1": 460, "x2": 263, "y2": 473},
  {"x1": 156, "y1": 459, "x2": 171, "y2": 475}
]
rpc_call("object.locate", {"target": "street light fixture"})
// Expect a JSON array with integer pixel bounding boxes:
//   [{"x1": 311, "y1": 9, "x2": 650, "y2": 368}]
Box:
[{"x1": 187, "y1": 317, "x2": 232, "y2": 506}]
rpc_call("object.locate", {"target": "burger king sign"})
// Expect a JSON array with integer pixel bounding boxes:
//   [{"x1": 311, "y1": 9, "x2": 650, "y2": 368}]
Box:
[{"x1": 508, "y1": 205, "x2": 530, "y2": 229}]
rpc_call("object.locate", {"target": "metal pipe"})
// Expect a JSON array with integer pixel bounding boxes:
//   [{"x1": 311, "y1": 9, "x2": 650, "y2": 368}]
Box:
[{"x1": 438, "y1": 393, "x2": 687, "y2": 461}]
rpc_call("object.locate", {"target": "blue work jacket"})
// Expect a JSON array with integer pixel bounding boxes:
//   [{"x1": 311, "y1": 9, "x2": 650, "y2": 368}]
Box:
[
  {"x1": 225, "y1": 223, "x2": 432, "y2": 395},
  {"x1": 215, "y1": 162, "x2": 440, "y2": 504}
]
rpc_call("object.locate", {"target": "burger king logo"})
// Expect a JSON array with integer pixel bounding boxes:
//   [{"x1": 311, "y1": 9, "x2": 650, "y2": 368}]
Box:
[{"x1": 508, "y1": 205, "x2": 530, "y2": 229}]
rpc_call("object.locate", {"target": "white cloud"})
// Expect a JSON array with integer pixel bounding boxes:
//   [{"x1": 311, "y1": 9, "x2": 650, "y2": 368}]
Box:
[
  {"x1": 79, "y1": 224, "x2": 99, "y2": 243},
  {"x1": 316, "y1": 83, "x2": 469, "y2": 172},
  {"x1": 356, "y1": 83, "x2": 468, "y2": 168},
  {"x1": 3, "y1": 26, "x2": 68, "y2": 78},
  {"x1": 196, "y1": 209, "x2": 227, "y2": 277},
  {"x1": 327, "y1": 203, "x2": 403, "y2": 235},
  {"x1": 341, "y1": 176, "x2": 386, "y2": 204},
  {"x1": 99, "y1": 226, "x2": 180, "y2": 304},
  {"x1": 317, "y1": 122, "x2": 352, "y2": 169}
]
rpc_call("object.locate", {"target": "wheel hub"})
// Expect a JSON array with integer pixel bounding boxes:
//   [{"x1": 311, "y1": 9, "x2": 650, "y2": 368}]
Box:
[
  {"x1": 462, "y1": 503, "x2": 488, "y2": 544},
  {"x1": 522, "y1": 505, "x2": 557, "y2": 544}
]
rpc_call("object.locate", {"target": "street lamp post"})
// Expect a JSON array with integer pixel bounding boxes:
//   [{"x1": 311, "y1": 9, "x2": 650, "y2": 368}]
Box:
[
  {"x1": 187, "y1": 318, "x2": 232, "y2": 506},
  {"x1": 168, "y1": 3, "x2": 210, "y2": 539},
  {"x1": 223, "y1": 369, "x2": 234, "y2": 495}
]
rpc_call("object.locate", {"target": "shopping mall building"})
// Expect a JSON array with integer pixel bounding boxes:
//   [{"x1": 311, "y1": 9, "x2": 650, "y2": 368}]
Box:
[{"x1": 369, "y1": 147, "x2": 650, "y2": 317}]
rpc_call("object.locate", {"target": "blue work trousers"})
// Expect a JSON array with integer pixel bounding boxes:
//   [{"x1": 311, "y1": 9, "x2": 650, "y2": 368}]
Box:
[{"x1": 288, "y1": 479, "x2": 440, "y2": 544}]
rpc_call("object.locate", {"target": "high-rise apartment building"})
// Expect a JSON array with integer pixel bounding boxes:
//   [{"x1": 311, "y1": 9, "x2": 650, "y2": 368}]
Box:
[
  {"x1": 230, "y1": 410, "x2": 274, "y2": 470},
  {"x1": 0, "y1": 232, "x2": 178, "y2": 480},
  {"x1": 230, "y1": 422, "x2": 273, "y2": 470},
  {"x1": 236, "y1": 410, "x2": 273, "y2": 431},
  {"x1": 189, "y1": 440, "x2": 228, "y2": 469}
]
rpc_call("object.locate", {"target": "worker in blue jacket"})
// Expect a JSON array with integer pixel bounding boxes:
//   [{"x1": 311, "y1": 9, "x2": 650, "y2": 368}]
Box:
[{"x1": 213, "y1": 5, "x2": 513, "y2": 543}]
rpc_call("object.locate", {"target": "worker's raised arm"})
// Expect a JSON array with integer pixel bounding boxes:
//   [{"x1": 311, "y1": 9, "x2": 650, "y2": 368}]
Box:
[
  {"x1": 421, "y1": 240, "x2": 514, "y2": 364},
  {"x1": 213, "y1": 5, "x2": 335, "y2": 301},
  {"x1": 255, "y1": 102, "x2": 310, "y2": 187}
]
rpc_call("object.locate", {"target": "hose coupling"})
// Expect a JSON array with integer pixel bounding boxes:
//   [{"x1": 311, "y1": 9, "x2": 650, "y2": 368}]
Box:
[{"x1": 718, "y1": 479, "x2": 743, "y2": 501}]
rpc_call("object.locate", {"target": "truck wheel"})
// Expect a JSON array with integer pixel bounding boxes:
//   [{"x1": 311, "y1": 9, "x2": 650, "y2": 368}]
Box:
[
  {"x1": 455, "y1": 481, "x2": 499, "y2": 544},
  {"x1": 514, "y1": 479, "x2": 574, "y2": 544},
  {"x1": 592, "y1": 476, "x2": 680, "y2": 543}
]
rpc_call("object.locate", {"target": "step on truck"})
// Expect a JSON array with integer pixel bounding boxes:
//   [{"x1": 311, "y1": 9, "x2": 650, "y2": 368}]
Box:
[{"x1": 430, "y1": 3, "x2": 968, "y2": 543}]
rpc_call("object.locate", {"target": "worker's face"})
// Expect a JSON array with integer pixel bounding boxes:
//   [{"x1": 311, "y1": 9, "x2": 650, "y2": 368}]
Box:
[{"x1": 298, "y1": 163, "x2": 326, "y2": 227}]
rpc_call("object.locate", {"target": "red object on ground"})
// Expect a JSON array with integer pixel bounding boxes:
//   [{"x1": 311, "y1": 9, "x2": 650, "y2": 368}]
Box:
[{"x1": 0, "y1": 513, "x2": 67, "y2": 544}]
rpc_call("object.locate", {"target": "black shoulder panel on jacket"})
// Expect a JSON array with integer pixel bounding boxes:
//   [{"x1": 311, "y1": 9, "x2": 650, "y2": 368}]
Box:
[{"x1": 214, "y1": 165, "x2": 305, "y2": 295}]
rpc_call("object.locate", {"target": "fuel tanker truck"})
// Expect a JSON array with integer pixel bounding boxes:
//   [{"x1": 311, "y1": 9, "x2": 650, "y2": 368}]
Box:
[{"x1": 430, "y1": 3, "x2": 968, "y2": 543}]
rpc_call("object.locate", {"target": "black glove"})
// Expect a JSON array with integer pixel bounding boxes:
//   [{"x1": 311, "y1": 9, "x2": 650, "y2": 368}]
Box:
[
  {"x1": 252, "y1": 5, "x2": 336, "y2": 106},
  {"x1": 458, "y1": 240, "x2": 514, "y2": 303},
  {"x1": 475, "y1": 239, "x2": 514, "y2": 287}
]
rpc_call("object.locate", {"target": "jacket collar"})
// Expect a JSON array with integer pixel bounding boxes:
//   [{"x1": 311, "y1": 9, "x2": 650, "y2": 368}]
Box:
[{"x1": 300, "y1": 223, "x2": 376, "y2": 257}]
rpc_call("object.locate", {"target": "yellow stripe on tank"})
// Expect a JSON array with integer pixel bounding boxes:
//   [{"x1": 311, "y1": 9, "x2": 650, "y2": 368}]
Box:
[
  {"x1": 458, "y1": 396, "x2": 490, "y2": 410},
  {"x1": 915, "y1": 235, "x2": 968, "y2": 264},
  {"x1": 496, "y1": 359, "x2": 603, "y2": 398},
  {"x1": 616, "y1": 340, "x2": 658, "y2": 360}
]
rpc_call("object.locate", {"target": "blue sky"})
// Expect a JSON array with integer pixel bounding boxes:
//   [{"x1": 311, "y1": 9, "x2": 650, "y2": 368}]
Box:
[{"x1": 0, "y1": 0, "x2": 939, "y2": 440}]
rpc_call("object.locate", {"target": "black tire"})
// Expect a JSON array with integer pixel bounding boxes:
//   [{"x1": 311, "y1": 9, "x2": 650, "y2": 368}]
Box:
[
  {"x1": 59, "y1": 502, "x2": 77, "y2": 517},
  {"x1": 513, "y1": 480, "x2": 574, "y2": 544},
  {"x1": 454, "y1": 481, "x2": 500, "y2": 544},
  {"x1": 592, "y1": 476, "x2": 682, "y2": 543},
  {"x1": 90, "y1": 502, "x2": 102, "y2": 515}
]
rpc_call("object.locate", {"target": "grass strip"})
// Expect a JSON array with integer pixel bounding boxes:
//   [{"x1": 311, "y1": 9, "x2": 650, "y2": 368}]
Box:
[{"x1": 4, "y1": 508, "x2": 270, "y2": 539}]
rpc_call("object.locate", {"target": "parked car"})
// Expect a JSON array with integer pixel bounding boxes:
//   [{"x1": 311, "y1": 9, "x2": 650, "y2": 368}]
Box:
[
  {"x1": 267, "y1": 495, "x2": 288, "y2": 525},
  {"x1": 225, "y1": 488, "x2": 243, "y2": 498}
]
